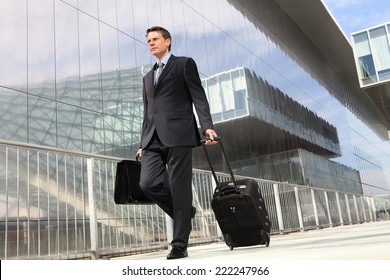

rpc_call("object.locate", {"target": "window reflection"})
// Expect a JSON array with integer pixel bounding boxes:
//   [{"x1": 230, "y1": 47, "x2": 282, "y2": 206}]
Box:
[
  {"x1": 28, "y1": 96, "x2": 57, "y2": 147},
  {"x1": 0, "y1": 1, "x2": 27, "y2": 87},
  {"x1": 79, "y1": 12, "x2": 102, "y2": 112},
  {"x1": 78, "y1": 0, "x2": 98, "y2": 18},
  {"x1": 28, "y1": 0, "x2": 55, "y2": 90},
  {"x1": 0, "y1": 89, "x2": 28, "y2": 142},
  {"x1": 55, "y1": 1, "x2": 80, "y2": 105}
]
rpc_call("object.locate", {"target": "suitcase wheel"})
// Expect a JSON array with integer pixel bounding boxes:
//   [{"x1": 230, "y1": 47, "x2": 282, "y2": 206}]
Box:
[
  {"x1": 224, "y1": 234, "x2": 235, "y2": 251},
  {"x1": 259, "y1": 230, "x2": 271, "y2": 247}
]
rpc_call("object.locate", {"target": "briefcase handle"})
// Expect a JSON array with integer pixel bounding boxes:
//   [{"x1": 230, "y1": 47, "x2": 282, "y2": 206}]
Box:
[{"x1": 201, "y1": 137, "x2": 238, "y2": 191}]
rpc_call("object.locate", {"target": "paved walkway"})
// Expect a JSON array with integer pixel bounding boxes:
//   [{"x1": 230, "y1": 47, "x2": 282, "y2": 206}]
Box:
[
  {"x1": 113, "y1": 220, "x2": 390, "y2": 260},
  {"x1": 5, "y1": 221, "x2": 389, "y2": 280}
]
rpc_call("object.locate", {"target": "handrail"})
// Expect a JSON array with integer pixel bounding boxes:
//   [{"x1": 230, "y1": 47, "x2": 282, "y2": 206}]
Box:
[
  {"x1": 0, "y1": 139, "x2": 126, "y2": 162},
  {"x1": 193, "y1": 168, "x2": 375, "y2": 197}
]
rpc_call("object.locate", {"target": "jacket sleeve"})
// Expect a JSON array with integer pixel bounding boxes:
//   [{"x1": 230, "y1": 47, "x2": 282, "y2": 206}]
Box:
[
  {"x1": 140, "y1": 76, "x2": 148, "y2": 147},
  {"x1": 184, "y1": 58, "x2": 214, "y2": 133}
]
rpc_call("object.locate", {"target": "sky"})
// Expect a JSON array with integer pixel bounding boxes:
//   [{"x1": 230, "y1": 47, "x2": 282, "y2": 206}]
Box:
[{"x1": 322, "y1": 0, "x2": 390, "y2": 38}]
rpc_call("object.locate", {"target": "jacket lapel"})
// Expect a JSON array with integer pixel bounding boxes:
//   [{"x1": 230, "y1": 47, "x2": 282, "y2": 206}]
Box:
[
  {"x1": 145, "y1": 68, "x2": 154, "y2": 91},
  {"x1": 155, "y1": 55, "x2": 175, "y2": 87}
]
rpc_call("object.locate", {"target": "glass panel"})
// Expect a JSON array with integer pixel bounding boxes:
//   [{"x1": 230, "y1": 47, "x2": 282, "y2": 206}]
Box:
[
  {"x1": 134, "y1": 38, "x2": 151, "y2": 68},
  {"x1": 220, "y1": 74, "x2": 235, "y2": 110},
  {"x1": 118, "y1": 33, "x2": 137, "y2": 70},
  {"x1": 55, "y1": 1, "x2": 81, "y2": 106},
  {"x1": 203, "y1": 23, "x2": 221, "y2": 75},
  {"x1": 159, "y1": 0, "x2": 175, "y2": 33},
  {"x1": 181, "y1": 3, "x2": 203, "y2": 61},
  {"x1": 28, "y1": 95, "x2": 57, "y2": 147},
  {"x1": 358, "y1": 56, "x2": 376, "y2": 83},
  {"x1": 100, "y1": 23, "x2": 120, "y2": 115},
  {"x1": 369, "y1": 26, "x2": 390, "y2": 81},
  {"x1": 352, "y1": 32, "x2": 371, "y2": 57},
  {"x1": 116, "y1": 0, "x2": 134, "y2": 35},
  {"x1": 0, "y1": 1, "x2": 27, "y2": 88},
  {"x1": 79, "y1": 11, "x2": 102, "y2": 111},
  {"x1": 98, "y1": 0, "x2": 117, "y2": 27},
  {"x1": 28, "y1": 0, "x2": 55, "y2": 97},
  {"x1": 206, "y1": 79, "x2": 222, "y2": 115},
  {"x1": 132, "y1": 0, "x2": 149, "y2": 42},
  {"x1": 0, "y1": 88, "x2": 28, "y2": 142},
  {"x1": 78, "y1": 0, "x2": 98, "y2": 17},
  {"x1": 352, "y1": 32, "x2": 377, "y2": 83},
  {"x1": 57, "y1": 102, "x2": 82, "y2": 151},
  {"x1": 369, "y1": 26, "x2": 390, "y2": 71},
  {"x1": 145, "y1": 0, "x2": 163, "y2": 28},
  {"x1": 170, "y1": 1, "x2": 187, "y2": 55},
  {"x1": 103, "y1": 114, "x2": 122, "y2": 157},
  {"x1": 62, "y1": 0, "x2": 77, "y2": 6},
  {"x1": 82, "y1": 109, "x2": 103, "y2": 153}
]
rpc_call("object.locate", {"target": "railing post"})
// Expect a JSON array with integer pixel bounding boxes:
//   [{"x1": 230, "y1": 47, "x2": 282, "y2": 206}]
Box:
[
  {"x1": 371, "y1": 197, "x2": 378, "y2": 220},
  {"x1": 360, "y1": 196, "x2": 367, "y2": 222},
  {"x1": 5, "y1": 147, "x2": 9, "y2": 259},
  {"x1": 345, "y1": 194, "x2": 352, "y2": 224},
  {"x1": 353, "y1": 195, "x2": 360, "y2": 222},
  {"x1": 294, "y1": 186, "x2": 304, "y2": 231},
  {"x1": 87, "y1": 157, "x2": 99, "y2": 259},
  {"x1": 311, "y1": 189, "x2": 319, "y2": 228},
  {"x1": 324, "y1": 191, "x2": 333, "y2": 227},
  {"x1": 336, "y1": 192, "x2": 344, "y2": 225},
  {"x1": 366, "y1": 197, "x2": 373, "y2": 221},
  {"x1": 273, "y1": 183, "x2": 284, "y2": 233}
]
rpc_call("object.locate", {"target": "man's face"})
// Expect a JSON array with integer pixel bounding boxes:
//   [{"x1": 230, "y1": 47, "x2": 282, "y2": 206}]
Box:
[{"x1": 147, "y1": 31, "x2": 171, "y2": 60}]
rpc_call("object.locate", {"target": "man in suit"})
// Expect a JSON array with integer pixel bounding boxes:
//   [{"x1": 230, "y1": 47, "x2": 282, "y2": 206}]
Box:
[{"x1": 136, "y1": 26, "x2": 217, "y2": 259}]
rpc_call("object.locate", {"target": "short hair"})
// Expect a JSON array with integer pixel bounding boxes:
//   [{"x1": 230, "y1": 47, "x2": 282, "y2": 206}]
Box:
[{"x1": 146, "y1": 26, "x2": 172, "y2": 51}]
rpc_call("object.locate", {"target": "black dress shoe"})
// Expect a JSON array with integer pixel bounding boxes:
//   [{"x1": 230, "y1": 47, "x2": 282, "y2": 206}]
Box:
[
  {"x1": 167, "y1": 247, "x2": 188, "y2": 260},
  {"x1": 191, "y1": 206, "x2": 196, "y2": 219}
]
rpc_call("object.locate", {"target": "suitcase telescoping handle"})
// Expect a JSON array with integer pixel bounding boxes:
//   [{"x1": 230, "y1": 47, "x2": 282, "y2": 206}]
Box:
[{"x1": 201, "y1": 137, "x2": 238, "y2": 192}]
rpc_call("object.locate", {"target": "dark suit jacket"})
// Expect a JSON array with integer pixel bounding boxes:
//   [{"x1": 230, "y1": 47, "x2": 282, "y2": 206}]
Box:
[{"x1": 141, "y1": 55, "x2": 214, "y2": 148}]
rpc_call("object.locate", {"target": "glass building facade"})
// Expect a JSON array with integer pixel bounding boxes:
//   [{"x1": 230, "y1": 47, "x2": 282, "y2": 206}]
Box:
[{"x1": 1, "y1": 0, "x2": 390, "y2": 206}]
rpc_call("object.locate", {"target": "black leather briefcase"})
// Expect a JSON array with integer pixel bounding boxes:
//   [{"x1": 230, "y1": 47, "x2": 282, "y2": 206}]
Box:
[{"x1": 114, "y1": 160, "x2": 153, "y2": 204}]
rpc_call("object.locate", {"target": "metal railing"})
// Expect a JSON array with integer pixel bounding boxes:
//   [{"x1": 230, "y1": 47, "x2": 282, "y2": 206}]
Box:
[{"x1": 0, "y1": 140, "x2": 387, "y2": 259}]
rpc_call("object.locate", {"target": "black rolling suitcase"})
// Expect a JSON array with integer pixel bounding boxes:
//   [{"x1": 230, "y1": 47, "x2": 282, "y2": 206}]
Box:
[
  {"x1": 114, "y1": 160, "x2": 153, "y2": 204},
  {"x1": 201, "y1": 138, "x2": 271, "y2": 250}
]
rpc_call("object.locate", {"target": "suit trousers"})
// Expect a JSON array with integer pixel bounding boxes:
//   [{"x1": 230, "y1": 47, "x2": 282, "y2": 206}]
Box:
[{"x1": 139, "y1": 134, "x2": 193, "y2": 249}]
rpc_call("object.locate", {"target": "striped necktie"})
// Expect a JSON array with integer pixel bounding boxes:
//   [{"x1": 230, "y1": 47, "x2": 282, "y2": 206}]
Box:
[{"x1": 155, "y1": 62, "x2": 164, "y2": 85}]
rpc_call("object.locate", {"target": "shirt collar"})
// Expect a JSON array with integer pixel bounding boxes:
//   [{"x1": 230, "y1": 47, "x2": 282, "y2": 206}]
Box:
[{"x1": 157, "y1": 53, "x2": 171, "y2": 66}]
